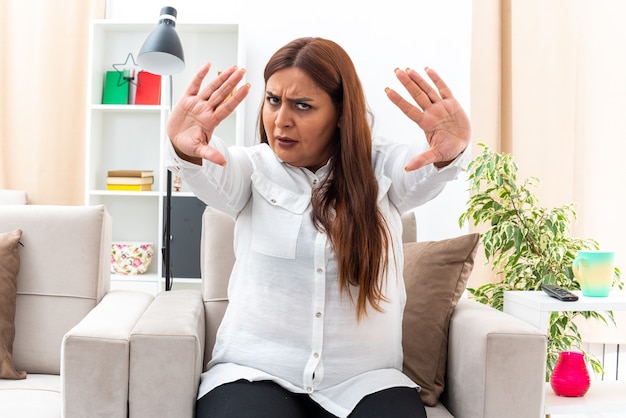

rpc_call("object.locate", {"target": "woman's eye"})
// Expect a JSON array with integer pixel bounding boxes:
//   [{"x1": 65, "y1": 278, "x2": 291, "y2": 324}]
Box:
[
  {"x1": 266, "y1": 96, "x2": 280, "y2": 105},
  {"x1": 296, "y1": 103, "x2": 311, "y2": 110}
]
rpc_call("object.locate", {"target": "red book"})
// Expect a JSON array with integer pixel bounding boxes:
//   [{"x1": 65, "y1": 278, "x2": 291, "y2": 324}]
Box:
[{"x1": 134, "y1": 71, "x2": 161, "y2": 105}]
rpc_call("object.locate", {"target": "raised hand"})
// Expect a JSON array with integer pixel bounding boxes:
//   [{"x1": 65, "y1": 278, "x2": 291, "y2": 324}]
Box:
[
  {"x1": 167, "y1": 64, "x2": 250, "y2": 166},
  {"x1": 385, "y1": 67, "x2": 471, "y2": 171}
]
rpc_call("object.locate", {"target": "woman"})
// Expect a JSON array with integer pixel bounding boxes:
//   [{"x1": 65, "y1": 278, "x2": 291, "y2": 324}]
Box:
[{"x1": 167, "y1": 37, "x2": 471, "y2": 418}]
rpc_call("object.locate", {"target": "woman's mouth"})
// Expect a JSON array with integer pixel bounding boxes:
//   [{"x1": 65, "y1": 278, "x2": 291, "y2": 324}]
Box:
[{"x1": 275, "y1": 136, "x2": 298, "y2": 148}]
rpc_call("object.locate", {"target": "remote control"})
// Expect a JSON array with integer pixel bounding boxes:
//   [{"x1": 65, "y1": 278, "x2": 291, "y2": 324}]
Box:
[{"x1": 541, "y1": 284, "x2": 579, "y2": 301}]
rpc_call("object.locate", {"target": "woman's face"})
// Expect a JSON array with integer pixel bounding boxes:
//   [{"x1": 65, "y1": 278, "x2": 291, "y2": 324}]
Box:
[{"x1": 262, "y1": 67, "x2": 339, "y2": 172}]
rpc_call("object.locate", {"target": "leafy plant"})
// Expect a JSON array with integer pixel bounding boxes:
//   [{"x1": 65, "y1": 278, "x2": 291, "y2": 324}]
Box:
[{"x1": 459, "y1": 143, "x2": 623, "y2": 378}]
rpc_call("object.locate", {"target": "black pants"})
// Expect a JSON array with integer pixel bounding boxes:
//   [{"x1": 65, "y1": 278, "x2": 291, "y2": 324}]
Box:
[{"x1": 196, "y1": 379, "x2": 427, "y2": 418}]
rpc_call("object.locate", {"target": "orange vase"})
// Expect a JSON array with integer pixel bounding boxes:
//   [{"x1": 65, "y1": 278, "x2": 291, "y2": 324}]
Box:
[{"x1": 550, "y1": 351, "x2": 590, "y2": 397}]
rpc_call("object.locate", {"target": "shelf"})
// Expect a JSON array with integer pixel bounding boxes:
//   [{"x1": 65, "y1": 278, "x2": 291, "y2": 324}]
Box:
[
  {"x1": 169, "y1": 191, "x2": 196, "y2": 198},
  {"x1": 111, "y1": 274, "x2": 200, "y2": 284},
  {"x1": 90, "y1": 20, "x2": 238, "y2": 34},
  {"x1": 111, "y1": 273, "x2": 158, "y2": 282},
  {"x1": 88, "y1": 190, "x2": 161, "y2": 197},
  {"x1": 89, "y1": 190, "x2": 202, "y2": 198},
  {"x1": 110, "y1": 274, "x2": 160, "y2": 295},
  {"x1": 167, "y1": 277, "x2": 201, "y2": 284},
  {"x1": 90, "y1": 104, "x2": 162, "y2": 112},
  {"x1": 110, "y1": 274, "x2": 201, "y2": 296},
  {"x1": 544, "y1": 381, "x2": 626, "y2": 414}
]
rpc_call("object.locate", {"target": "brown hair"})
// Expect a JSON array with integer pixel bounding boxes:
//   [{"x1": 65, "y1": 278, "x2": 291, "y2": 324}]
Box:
[{"x1": 259, "y1": 37, "x2": 390, "y2": 319}]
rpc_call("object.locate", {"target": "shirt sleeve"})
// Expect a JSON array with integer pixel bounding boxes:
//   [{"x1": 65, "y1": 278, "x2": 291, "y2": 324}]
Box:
[
  {"x1": 165, "y1": 136, "x2": 253, "y2": 216},
  {"x1": 375, "y1": 138, "x2": 470, "y2": 214}
]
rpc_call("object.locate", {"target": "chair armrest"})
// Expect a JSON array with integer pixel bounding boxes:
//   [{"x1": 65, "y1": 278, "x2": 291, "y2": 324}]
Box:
[
  {"x1": 443, "y1": 298, "x2": 547, "y2": 418},
  {"x1": 129, "y1": 289, "x2": 205, "y2": 418},
  {"x1": 61, "y1": 290, "x2": 154, "y2": 418}
]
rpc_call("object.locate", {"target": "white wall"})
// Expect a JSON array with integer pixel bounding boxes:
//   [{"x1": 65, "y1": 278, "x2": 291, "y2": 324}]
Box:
[{"x1": 106, "y1": 0, "x2": 472, "y2": 241}]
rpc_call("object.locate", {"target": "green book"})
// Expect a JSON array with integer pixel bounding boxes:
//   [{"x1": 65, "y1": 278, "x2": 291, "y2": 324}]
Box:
[{"x1": 102, "y1": 71, "x2": 129, "y2": 104}]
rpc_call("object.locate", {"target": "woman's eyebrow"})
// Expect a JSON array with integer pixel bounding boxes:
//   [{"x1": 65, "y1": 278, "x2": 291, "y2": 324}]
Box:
[{"x1": 266, "y1": 90, "x2": 314, "y2": 103}]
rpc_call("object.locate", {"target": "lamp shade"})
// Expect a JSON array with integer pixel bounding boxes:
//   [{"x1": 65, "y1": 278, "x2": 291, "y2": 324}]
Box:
[{"x1": 138, "y1": 6, "x2": 185, "y2": 75}]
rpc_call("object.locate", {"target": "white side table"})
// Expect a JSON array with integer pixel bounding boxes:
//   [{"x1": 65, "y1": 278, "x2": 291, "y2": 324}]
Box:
[{"x1": 503, "y1": 290, "x2": 626, "y2": 416}]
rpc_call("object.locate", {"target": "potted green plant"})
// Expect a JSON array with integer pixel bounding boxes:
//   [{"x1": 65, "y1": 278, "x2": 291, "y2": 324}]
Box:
[{"x1": 459, "y1": 143, "x2": 623, "y2": 378}]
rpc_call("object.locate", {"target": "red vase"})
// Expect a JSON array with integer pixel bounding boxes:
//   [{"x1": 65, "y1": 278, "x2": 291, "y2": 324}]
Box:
[{"x1": 550, "y1": 351, "x2": 590, "y2": 397}]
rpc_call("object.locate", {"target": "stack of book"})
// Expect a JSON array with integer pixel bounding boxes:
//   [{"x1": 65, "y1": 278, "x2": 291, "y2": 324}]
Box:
[{"x1": 107, "y1": 170, "x2": 154, "y2": 191}]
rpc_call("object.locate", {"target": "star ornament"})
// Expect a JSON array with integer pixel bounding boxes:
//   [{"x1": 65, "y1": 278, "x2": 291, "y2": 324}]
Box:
[{"x1": 112, "y1": 53, "x2": 141, "y2": 87}]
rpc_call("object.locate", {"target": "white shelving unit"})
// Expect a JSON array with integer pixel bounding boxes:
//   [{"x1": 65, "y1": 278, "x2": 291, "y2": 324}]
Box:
[
  {"x1": 85, "y1": 20, "x2": 245, "y2": 294},
  {"x1": 503, "y1": 290, "x2": 626, "y2": 416}
]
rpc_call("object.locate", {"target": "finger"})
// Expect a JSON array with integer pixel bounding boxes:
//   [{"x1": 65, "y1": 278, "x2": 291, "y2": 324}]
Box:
[
  {"x1": 199, "y1": 66, "x2": 239, "y2": 101},
  {"x1": 215, "y1": 82, "x2": 251, "y2": 116},
  {"x1": 208, "y1": 82, "x2": 251, "y2": 126},
  {"x1": 404, "y1": 149, "x2": 439, "y2": 172},
  {"x1": 405, "y1": 68, "x2": 441, "y2": 104},
  {"x1": 197, "y1": 145, "x2": 227, "y2": 167},
  {"x1": 184, "y1": 62, "x2": 212, "y2": 96},
  {"x1": 424, "y1": 67, "x2": 455, "y2": 100},
  {"x1": 199, "y1": 66, "x2": 237, "y2": 99},
  {"x1": 206, "y1": 68, "x2": 246, "y2": 108},
  {"x1": 393, "y1": 68, "x2": 433, "y2": 111},
  {"x1": 385, "y1": 86, "x2": 423, "y2": 124}
]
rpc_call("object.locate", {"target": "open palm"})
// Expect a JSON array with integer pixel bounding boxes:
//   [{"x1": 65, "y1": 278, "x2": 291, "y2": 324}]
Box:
[
  {"x1": 167, "y1": 64, "x2": 249, "y2": 166},
  {"x1": 385, "y1": 67, "x2": 471, "y2": 171}
]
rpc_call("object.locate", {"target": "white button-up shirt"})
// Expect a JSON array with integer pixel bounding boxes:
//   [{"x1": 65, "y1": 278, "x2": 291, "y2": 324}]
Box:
[{"x1": 168, "y1": 136, "x2": 467, "y2": 417}]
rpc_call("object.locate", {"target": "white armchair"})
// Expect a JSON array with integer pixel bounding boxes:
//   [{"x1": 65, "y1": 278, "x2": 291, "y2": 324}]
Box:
[
  {"x1": 0, "y1": 189, "x2": 27, "y2": 205},
  {"x1": 0, "y1": 205, "x2": 154, "y2": 418},
  {"x1": 128, "y1": 207, "x2": 547, "y2": 418}
]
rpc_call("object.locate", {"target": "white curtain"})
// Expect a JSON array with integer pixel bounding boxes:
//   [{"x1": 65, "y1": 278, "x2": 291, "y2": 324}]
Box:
[
  {"x1": 469, "y1": 0, "x2": 626, "y2": 289},
  {"x1": 0, "y1": 0, "x2": 105, "y2": 204}
]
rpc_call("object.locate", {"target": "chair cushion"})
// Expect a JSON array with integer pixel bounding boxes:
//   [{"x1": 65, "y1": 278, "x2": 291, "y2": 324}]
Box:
[
  {"x1": 0, "y1": 374, "x2": 60, "y2": 417},
  {"x1": 402, "y1": 233, "x2": 479, "y2": 406},
  {"x1": 0, "y1": 229, "x2": 26, "y2": 379}
]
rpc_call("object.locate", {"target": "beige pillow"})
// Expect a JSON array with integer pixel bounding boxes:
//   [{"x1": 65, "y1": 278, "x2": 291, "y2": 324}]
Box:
[
  {"x1": 402, "y1": 233, "x2": 479, "y2": 406},
  {"x1": 0, "y1": 229, "x2": 27, "y2": 379}
]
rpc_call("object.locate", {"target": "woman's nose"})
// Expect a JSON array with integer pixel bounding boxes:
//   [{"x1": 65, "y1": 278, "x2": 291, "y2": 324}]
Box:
[{"x1": 275, "y1": 105, "x2": 293, "y2": 128}]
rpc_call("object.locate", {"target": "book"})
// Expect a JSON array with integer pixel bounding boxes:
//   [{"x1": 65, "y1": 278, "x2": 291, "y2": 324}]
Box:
[
  {"x1": 106, "y1": 176, "x2": 154, "y2": 185},
  {"x1": 107, "y1": 170, "x2": 154, "y2": 178},
  {"x1": 107, "y1": 184, "x2": 152, "y2": 191},
  {"x1": 102, "y1": 71, "x2": 129, "y2": 104},
  {"x1": 134, "y1": 71, "x2": 161, "y2": 105}
]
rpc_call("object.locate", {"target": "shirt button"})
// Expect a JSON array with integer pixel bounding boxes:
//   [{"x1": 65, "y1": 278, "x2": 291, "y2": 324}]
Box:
[
  {"x1": 313, "y1": 352, "x2": 319, "y2": 358},
  {"x1": 317, "y1": 268, "x2": 323, "y2": 274},
  {"x1": 270, "y1": 199, "x2": 277, "y2": 204},
  {"x1": 307, "y1": 387, "x2": 313, "y2": 393},
  {"x1": 315, "y1": 312, "x2": 322, "y2": 318}
]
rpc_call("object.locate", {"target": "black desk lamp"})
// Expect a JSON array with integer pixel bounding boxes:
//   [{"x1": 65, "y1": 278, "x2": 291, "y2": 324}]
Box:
[{"x1": 138, "y1": 6, "x2": 185, "y2": 291}]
